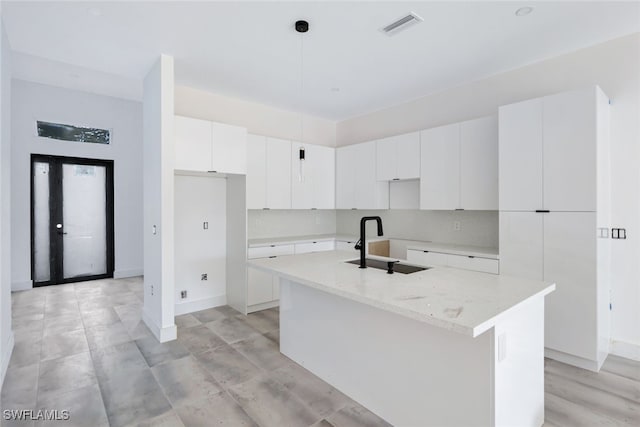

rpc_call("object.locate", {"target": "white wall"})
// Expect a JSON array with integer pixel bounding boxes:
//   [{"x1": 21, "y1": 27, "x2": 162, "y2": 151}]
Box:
[
  {"x1": 337, "y1": 33, "x2": 640, "y2": 355},
  {"x1": 248, "y1": 210, "x2": 336, "y2": 240},
  {"x1": 10, "y1": 80, "x2": 143, "y2": 290},
  {"x1": 0, "y1": 7, "x2": 15, "y2": 386},
  {"x1": 175, "y1": 85, "x2": 336, "y2": 147},
  {"x1": 142, "y1": 55, "x2": 176, "y2": 342}
]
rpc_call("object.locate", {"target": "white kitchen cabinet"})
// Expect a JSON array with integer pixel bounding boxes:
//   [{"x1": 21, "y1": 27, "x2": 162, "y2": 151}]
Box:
[
  {"x1": 175, "y1": 115, "x2": 212, "y2": 172},
  {"x1": 175, "y1": 115, "x2": 247, "y2": 174},
  {"x1": 498, "y1": 212, "x2": 543, "y2": 281},
  {"x1": 266, "y1": 137, "x2": 292, "y2": 209},
  {"x1": 420, "y1": 117, "x2": 498, "y2": 211},
  {"x1": 212, "y1": 122, "x2": 247, "y2": 175},
  {"x1": 498, "y1": 86, "x2": 610, "y2": 371},
  {"x1": 294, "y1": 240, "x2": 335, "y2": 254},
  {"x1": 247, "y1": 243, "x2": 294, "y2": 311},
  {"x1": 499, "y1": 87, "x2": 605, "y2": 212},
  {"x1": 246, "y1": 134, "x2": 267, "y2": 209},
  {"x1": 376, "y1": 132, "x2": 420, "y2": 181},
  {"x1": 420, "y1": 123, "x2": 460, "y2": 210},
  {"x1": 336, "y1": 240, "x2": 357, "y2": 252},
  {"x1": 498, "y1": 99, "x2": 543, "y2": 211},
  {"x1": 291, "y1": 143, "x2": 335, "y2": 209},
  {"x1": 460, "y1": 116, "x2": 498, "y2": 210},
  {"x1": 336, "y1": 141, "x2": 389, "y2": 209},
  {"x1": 406, "y1": 249, "x2": 498, "y2": 274}
]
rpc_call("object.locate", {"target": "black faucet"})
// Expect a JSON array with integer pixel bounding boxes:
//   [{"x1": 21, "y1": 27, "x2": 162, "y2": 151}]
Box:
[{"x1": 354, "y1": 216, "x2": 384, "y2": 268}]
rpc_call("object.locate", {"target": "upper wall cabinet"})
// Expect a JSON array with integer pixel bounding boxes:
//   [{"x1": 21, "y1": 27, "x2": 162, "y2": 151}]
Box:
[
  {"x1": 291, "y1": 143, "x2": 335, "y2": 209},
  {"x1": 336, "y1": 141, "x2": 389, "y2": 209},
  {"x1": 499, "y1": 87, "x2": 603, "y2": 212},
  {"x1": 174, "y1": 115, "x2": 247, "y2": 174},
  {"x1": 246, "y1": 135, "x2": 292, "y2": 209},
  {"x1": 376, "y1": 132, "x2": 420, "y2": 181},
  {"x1": 420, "y1": 116, "x2": 498, "y2": 210}
]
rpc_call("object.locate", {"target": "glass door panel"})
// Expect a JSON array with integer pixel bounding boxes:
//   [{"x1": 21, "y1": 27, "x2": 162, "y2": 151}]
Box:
[
  {"x1": 33, "y1": 162, "x2": 51, "y2": 282},
  {"x1": 62, "y1": 164, "x2": 107, "y2": 279}
]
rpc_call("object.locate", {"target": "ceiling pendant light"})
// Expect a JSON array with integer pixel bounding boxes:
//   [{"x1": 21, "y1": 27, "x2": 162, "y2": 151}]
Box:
[{"x1": 295, "y1": 20, "x2": 309, "y2": 183}]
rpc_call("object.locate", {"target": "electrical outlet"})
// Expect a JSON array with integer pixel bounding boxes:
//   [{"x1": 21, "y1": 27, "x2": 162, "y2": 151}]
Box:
[
  {"x1": 181, "y1": 290, "x2": 187, "y2": 299},
  {"x1": 201, "y1": 273, "x2": 208, "y2": 281},
  {"x1": 453, "y1": 221, "x2": 461, "y2": 231},
  {"x1": 612, "y1": 228, "x2": 627, "y2": 239}
]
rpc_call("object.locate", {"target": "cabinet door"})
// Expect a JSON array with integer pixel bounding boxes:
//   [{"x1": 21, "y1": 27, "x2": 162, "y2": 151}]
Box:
[
  {"x1": 543, "y1": 212, "x2": 597, "y2": 359},
  {"x1": 543, "y1": 88, "x2": 596, "y2": 212},
  {"x1": 356, "y1": 141, "x2": 389, "y2": 209},
  {"x1": 247, "y1": 267, "x2": 274, "y2": 306},
  {"x1": 211, "y1": 122, "x2": 247, "y2": 174},
  {"x1": 174, "y1": 116, "x2": 212, "y2": 172},
  {"x1": 291, "y1": 143, "x2": 313, "y2": 209},
  {"x1": 376, "y1": 137, "x2": 397, "y2": 181},
  {"x1": 265, "y1": 137, "x2": 292, "y2": 209},
  {"x1": 396, "y1": 132, "x2": 421, "y2": 180},
  {"x1": 246, "y1": 134, "x2": 267, "y2": 209},
  {"x1": 460, "y1": 116, "x2": 498, "y2": 210},
  {"x1": 498, "y1": 212, "x2": 543, "y2": 280},
  {"x1": 420, "y1": 123, "x2": 460, "y2": 210},
  {"x1": 336, "y1": 145, "x2": 357, "y2": 209},
  {"x1": 498, "y1": 99, "x2": 543, "y2": 211},
  {"x1": 311, "y1": 145, "x2": 335, "y2": 209}
]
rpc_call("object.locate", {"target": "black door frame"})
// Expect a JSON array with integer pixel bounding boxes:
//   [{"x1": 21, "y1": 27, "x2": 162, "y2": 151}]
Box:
[{"x1": 31, "y1": 154, "x2": 115, "y2": 287}]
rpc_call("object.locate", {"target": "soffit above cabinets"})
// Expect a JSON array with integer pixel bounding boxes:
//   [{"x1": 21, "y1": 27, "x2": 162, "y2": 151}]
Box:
[{"x1": 3, "y1": 1, "x2": 638, "y2": 120}]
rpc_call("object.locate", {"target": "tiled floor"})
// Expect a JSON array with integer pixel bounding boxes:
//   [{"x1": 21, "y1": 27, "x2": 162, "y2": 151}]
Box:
[
  {"x1": 1, "y1": 277, "x2": 389, "y2": 427},
  {"x1": 2, "y1": 277, "x2": 639, "y2": 427}
]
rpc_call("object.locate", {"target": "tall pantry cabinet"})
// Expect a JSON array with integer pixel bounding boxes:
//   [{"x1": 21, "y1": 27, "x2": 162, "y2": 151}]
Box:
[{"x1": 499, "y1": 86, "x2": 611, "y2": 371}]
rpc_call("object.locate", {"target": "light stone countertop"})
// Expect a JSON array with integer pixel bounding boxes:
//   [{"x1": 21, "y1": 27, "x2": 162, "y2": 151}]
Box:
[
  {"x1": 248, "y1": 250, "x2": 554, "y2": 337},
  {"x1": 247, "y1": 234, "x2": 384, "y2": 248},
  {"x1": 406, "y1": 242, "x2": 500, "y2": 259}
]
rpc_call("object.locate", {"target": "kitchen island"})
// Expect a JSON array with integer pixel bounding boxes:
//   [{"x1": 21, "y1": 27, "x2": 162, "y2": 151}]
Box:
[{"x1": 248, "y1": 250, "x2": 555, "y2": 427}]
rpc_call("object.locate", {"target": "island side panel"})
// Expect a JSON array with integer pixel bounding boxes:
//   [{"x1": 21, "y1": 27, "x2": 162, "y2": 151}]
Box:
[
  {"x1": 493, "y1": 296, "x2": 545, "y2": 427},
  {"x1": 279, "y1": 278, "x2": 494, "y2": 427}
]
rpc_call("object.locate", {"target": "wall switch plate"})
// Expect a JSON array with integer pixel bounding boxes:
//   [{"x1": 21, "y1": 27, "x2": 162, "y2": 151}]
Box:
[
  {"x1": 181, "y1": 290, "x2": 187, "y2": 299},
  {"x1": 453, "y1": 221, "x2": 461, "y2": 231},
  {"x1": 201, "y1": 273, "x2": 208, "y2": 281},
  {"x1": 203, "y1": 222, "x2": 208, "y2": 230},
  {"x1": 612, "y1": 228, "x2": 627, "y2": 239}
]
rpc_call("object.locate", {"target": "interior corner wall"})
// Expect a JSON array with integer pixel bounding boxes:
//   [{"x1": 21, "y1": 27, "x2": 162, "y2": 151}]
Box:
[
  {"x1": 336, "y1": 33, "x2": 640, "y2": 354},
  {"x1": 0, "y1": 9, "x2": 15, "y2": 386},
  {"x1": 174, "y1": 85, "x2": 337, "y2": 147},
  {"x1": 10, "y1": 80, "x2": 144, "y2": 290}
]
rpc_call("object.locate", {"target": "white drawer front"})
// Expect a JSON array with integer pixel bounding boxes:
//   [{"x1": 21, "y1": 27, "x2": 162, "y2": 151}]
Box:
[
  {"x1": 248, "y1": 244, "x2": 295, "y2": 259},
  {"x1": 447, "y1": 254, "x2": 499, "y2": 274},
  {"x1": 336, "y1": 241, "x2": 357, "y2": 251},
  {"x1": 295, "y1": 240, "x2": 335, "y2": 254},
  {"x1": 406, "y1": 250, "x2": 448, "y2": 267}
]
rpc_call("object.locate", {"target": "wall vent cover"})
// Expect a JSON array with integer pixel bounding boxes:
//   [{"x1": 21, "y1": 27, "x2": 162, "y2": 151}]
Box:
[{"x1": 381, "y1": 12, "x2": 424, "y2": 36}]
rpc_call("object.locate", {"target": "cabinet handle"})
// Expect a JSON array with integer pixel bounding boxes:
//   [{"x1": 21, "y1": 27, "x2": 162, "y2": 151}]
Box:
[
  {"x1": 311, "y1": 208, "x2": 317, "y2": 210},
  {"x1": 263, "y1": 207, "x2": 270, "y2": 210},
  {"x1": 207, "y1": 170, "x2": 217, "y2": 173},
  {"x1": 468, "y1": 256, "x2": 475, "y2": 259},
  {"x1": 270, "y1": 245, "x2": 276, "y2": 247},
  {"x1": 535, "y1": 210, "x2": 550, "y2": 213},
  {"x1": 455, "y1": 208, "x2": 464, "y2": 211},
  {"x1": 423, "y1": 250, "x2": 429, "y2": 253},
  {"x1": 392, "y1": 178, "x2": 400, "y2": 181},
  {"x1": 269, "y1": 256, "x2": 277, "y2": 258},
  {"x1": 351, "y1": 208, "x2": 357, "y2": 210}
]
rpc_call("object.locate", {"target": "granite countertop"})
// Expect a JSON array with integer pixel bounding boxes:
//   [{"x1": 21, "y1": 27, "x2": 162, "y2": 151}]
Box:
[
  {"x1": 247, "y1": 234, "x2": 384, "y2": 248},
  {"x1": 248, "y1": 250, "x2": 554, "y2": 337}
]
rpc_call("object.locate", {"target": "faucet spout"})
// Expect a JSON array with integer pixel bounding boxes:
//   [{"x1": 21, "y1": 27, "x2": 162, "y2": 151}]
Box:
[{"x1": 359, "y1": 216, "x2": 384, "y2": 268}]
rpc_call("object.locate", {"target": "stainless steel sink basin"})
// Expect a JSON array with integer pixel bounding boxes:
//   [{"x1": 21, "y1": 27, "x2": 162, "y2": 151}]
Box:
[{"x1": 345, "y1": 258, "x2": 429, "y2": 274}]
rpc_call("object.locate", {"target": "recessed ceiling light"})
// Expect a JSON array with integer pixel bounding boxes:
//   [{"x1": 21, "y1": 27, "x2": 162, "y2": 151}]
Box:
[
  {"x1": 515, "y1": 7, "x2": 534, "y2": 16},
  {"x1": 88, "y1": 7, "x2": 102, "y2": 17}
]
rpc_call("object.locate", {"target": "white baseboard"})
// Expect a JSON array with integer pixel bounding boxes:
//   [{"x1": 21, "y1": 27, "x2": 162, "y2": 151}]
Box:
[
  {"x1": 175, "y1": 295, "x2": 227, "y2": 316},
  {"x1": 142, "y1": 310, "x2": 177, "y2": 343},
  {"x1": 113, "y1": 269, "x2": 143, "y2": 279},
  {"x1": 1, "y1": 332, "x2": 15, "y2": 388},
  {"x1": 545, "y1": 347, "x2": 601, "y2": 372},
  {"x1": 11, "y1": 280, "x2": 32, "y2": 291},
  {"x1": 247, "y1": 300, "x2": 279, "y2": 314},
  {"x1": 610, "y1": 340, "x2": 640, "y2": 361}
]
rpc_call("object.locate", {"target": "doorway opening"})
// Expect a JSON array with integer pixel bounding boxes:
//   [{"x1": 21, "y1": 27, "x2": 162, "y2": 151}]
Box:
[{"x1": 31, "y1": 154, "x2": 114, "y2": 286}]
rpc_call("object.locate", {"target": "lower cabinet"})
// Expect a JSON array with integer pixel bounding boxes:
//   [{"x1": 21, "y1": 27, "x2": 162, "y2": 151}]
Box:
[
  {"x1": 406, "y1": 249, "x2": 499, "y2": 274},
  {"x1": 247, "y1": 244, "x2": 294, "y2": 312}
]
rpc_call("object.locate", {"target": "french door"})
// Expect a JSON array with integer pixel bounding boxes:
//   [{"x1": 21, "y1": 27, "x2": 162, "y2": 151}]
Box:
[{"x1": 31, "y1": 155, "x2": 114, "y2": 286}]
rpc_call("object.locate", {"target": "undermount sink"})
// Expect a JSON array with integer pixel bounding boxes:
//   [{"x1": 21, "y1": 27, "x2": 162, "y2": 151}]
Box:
[{"x1": 345, "y1": 258, "x2": 429, "y2": 274}]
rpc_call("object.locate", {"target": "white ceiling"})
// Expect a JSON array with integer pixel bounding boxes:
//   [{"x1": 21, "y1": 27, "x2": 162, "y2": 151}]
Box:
[{"x1": 2, "y1": 1, "x2": 639, "y2": 120}]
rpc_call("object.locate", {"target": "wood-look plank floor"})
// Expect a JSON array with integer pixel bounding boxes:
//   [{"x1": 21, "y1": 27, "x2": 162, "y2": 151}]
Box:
[{"x1": 544, "y1": 355, "x2": 640, "y2": 426}]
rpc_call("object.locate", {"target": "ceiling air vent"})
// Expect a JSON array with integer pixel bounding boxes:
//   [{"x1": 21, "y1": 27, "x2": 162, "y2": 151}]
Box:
[{"x1": 381, "y1": 12, "x2": 424, "y2": 36}]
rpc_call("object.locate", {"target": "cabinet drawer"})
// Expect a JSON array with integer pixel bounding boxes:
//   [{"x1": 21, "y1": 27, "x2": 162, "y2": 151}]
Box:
[
  {"x1": 294, "y1": 240, "x2": 335, "y2": 254},
  {"x1": 447, "y1": 254, "x2": 499, "y2": 274},
  {"x1": 248, "y1": 244, "x2": 295, "y2": 259},
  {"x1": 336, "y1": 241, "x2": 357, "y2": 251},
  {"x1": 406, "y1": 250, "x2": 448, "y2": 267}
]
